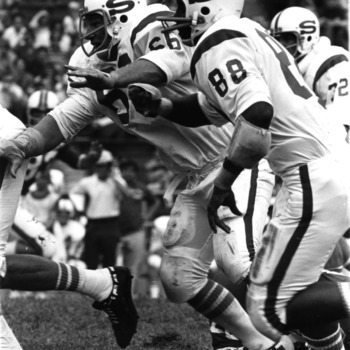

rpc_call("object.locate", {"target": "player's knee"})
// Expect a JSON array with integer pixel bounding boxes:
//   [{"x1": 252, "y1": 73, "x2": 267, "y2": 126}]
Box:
[{"x1": 160, "y1": 254, "x2": 208, "y2": 303}]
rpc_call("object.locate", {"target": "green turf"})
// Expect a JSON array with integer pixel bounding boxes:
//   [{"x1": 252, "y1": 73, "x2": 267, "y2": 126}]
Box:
[{"x1": 2, "y1": 291, "x2": 212, "y2": 350}]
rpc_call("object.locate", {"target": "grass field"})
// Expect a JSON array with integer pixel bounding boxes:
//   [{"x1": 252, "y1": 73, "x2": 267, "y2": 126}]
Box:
[{"x1": 1, "y1": 290, "x2": 212, "y2": 350}]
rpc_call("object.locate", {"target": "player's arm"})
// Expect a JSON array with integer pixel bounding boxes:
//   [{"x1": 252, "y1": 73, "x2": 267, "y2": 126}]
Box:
[
  {"x1": 15, "y1": 115, "x2": 64, "y2": 157},
  {"x1": 128, "y1": 84, "x2": 210, "y2": 127},
  {"x1": 207, "y1": 102, "x2": 272, "y2": 233},
  {"x1": 66, "y1": 59, "x2": 167, "y2": 90},
  {"x1": 0, "y1": 115, "x2": 65, "y2": 177},
  {"x1": 214, "y1": 102, "x2": 272, "y2": 189}
]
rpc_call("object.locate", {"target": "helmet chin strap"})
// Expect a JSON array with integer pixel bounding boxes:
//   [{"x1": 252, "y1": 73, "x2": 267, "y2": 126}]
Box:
[{"x1": 96, "y1": 35, "x2": 119, "y2": 61}]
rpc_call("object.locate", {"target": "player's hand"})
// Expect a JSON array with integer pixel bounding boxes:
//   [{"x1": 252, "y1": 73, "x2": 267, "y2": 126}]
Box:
[
  {"x1": 65, "y1": 65, "x2": 115, "y2": 90},
  {"x1": 128, "y1": 83, "x2": 162, "y2": 118},
  {"x1": 78, "y1": 141, "x2": 103, "y2": 169},
  {"x1": 0, "y1": 138, "x2": 26, "y2": 178},
  {"x1": 207, "y1": 186, "x2": 242, "y2": 234}
]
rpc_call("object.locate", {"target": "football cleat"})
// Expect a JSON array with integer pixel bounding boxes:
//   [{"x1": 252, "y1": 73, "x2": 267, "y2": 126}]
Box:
[{"x1": 92, "y1": 266, "x2": 139, "y2": 348}]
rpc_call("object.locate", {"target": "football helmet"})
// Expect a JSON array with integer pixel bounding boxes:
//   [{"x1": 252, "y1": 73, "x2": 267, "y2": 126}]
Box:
[
  {"x1": 159, "y1": 0, "x2": 244, "y2": 46},
  {"x1": 27, "y1": 90, "x2": 60, "y2": 127},
  {"x1": 79, "y1": 0, "x2": 147, "y2": 59},
  {"x1": 270, "y1": 7, "x2": 320, "y2": 60}
]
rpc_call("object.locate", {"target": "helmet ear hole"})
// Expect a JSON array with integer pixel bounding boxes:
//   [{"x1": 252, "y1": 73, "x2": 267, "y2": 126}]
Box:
[
  {"x1": 120, "y1": 15, "x2": 128, "y2": 23},
  {"x1": 201, "y1": 6, "x2": 210, "y2": 15}
]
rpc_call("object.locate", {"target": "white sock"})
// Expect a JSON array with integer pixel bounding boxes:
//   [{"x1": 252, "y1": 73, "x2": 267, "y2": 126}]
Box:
[{"x1": 77, "y1": 268, "x2": 113, "y2": 302}]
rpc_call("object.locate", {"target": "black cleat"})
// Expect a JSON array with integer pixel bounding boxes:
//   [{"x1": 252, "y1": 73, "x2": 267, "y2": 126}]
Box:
[{"x1": 92, "y1": 267, "x2": 139, "y2": 348}]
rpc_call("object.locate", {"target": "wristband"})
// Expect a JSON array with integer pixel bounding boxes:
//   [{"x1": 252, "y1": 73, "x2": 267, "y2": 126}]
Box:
[
  {"x1": 214, "y1": 158, "x2": 244, "y2": 190},
  {"x1": 223, "y1": 158, "x2": 244, "y2": 178}
]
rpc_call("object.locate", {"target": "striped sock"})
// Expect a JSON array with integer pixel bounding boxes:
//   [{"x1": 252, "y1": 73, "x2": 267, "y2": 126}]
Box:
[
  {"x1": 55, "y1": 262, "x2": 81, "y2": 291},
  {"x1": 54, "y1": 263, "x2": 112, "y2": 301},
  {"x1": 188, "y1": 279, "x2": 234, "y2": 319},
  {"x1": 303, "y1": 325, "x2": 344, "y2": 350}
]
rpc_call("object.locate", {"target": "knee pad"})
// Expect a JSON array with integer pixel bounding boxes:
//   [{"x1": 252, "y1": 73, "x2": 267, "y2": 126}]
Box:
[
  {"x1": 213, "y1": 228, "x2": 252, "y2": 285},
  {"x1": 160, "y1": 253, "x2": 210, "y2": 303}
]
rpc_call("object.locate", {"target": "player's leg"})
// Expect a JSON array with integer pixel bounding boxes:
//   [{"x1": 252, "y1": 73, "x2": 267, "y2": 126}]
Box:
[
  {"x1": 0, "y1": 111, "x2": 29, "y2": 350},
  {"x1": 210, "y1": 160, "x2": 275, "y2": 350},
  {"x1": 6, "y1": 206, "x2": 57, "y2": 258},
  {"x1": 0, "y1": 111, "x2": 138, "y2": 348},
  {"x1": 160, "y1": 166, "x2": 285, "y2": 350},
  {"x1": 1, "y1": 254, "x2": 138, "y2": 348},
  {"x1": 247, "y1": 158, "x2": 350, "y2": 348},
  {"x1": 287, "y1": 272, "x2": 350, "y2": 350}
]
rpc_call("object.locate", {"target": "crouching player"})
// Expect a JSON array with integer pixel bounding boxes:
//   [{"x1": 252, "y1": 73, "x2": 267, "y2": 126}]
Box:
[{"x1": 0, "y1": 105, "x2": 138, "y2": 349}]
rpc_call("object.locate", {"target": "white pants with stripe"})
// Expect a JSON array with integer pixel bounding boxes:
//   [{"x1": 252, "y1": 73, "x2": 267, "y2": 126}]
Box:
[
  {"x1": 160, "y1": 158, "x2": 275, "y2": 303},
  {"x1": 247, "y1": 154, "x2": 350, "y2": 340}
]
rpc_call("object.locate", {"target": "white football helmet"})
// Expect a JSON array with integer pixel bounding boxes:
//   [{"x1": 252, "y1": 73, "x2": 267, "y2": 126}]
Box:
[
  {"x1": 27, "y1": 90, "x2": 60, "y2": 127},
  {"x1": 79, "y1": 0, "x2": 147, "y2": 59},
  {"x1": 270, "y1": 7, "x2": 320, "y2": 60},
  {"x1": 159, "y1": 0, "x2": 244, "y2": 46}
]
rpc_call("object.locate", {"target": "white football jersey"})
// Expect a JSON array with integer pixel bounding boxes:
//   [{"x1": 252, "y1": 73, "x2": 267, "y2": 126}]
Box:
[
  {"x1": 193, "y1": 16, "x2": 345, "y2": 176},
  {"x1": 0, "y1": 105, "x2": 26, "y2": 139},
  {"x1": 298, "y1": 36, "x2": 350, "y2": 128},
  {"x1": 50, "y1": 4, "x2": 232, "y2": 174}
]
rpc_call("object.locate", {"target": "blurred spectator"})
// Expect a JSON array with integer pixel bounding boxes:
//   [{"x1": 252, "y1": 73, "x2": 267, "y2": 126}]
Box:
[
  {"x1": 61, "y1": 1, "x2": 80, "y2": 53},
  {"x1": 51, "y1": 194, "x2": 86, "y2": 265},
  {"x1": 118, "y1": 159, "x2": 160, "y2": 297},
  {"x1": 21, "y1": 171, "x2": 60, "y2": 230},
  {"x1": 2, "y1": 12, "x2": 28, "y2": 50},
  {"x1": 28, "y1": 9, "x2": 51, "y2": 49},
  {"x1": 25, "y1": 46, "x2": 56, "y2": 90},
  {"x1": 146, "y1": 160, "x2": 175, "y2": 218},
  {"x1": 51, "y1": 21, "x2": 64, "y2": 53},
  {"x1": 12, "y1": 56, "x2": 34, "y2": 95},
  {"x1": 0, "y1": 9, "x2": 10, "y2": 34},
  {"x1": 71, "y1": 150, "x2": 127, "y2": 269},
  {"x1": 316, "y1": 0, "x2": 348, "y2": 49},
  {"x1": 0, "y1": 39, "x2": 14, "y2": 76},
  {"x1": 0, "y1": 72, "x2": 27, "y2": 123}
]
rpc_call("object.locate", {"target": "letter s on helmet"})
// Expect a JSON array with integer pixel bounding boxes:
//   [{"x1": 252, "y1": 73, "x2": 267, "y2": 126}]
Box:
[
  {"x1": 79, "y1": 0, "x2": 147, "y2": 59},
  {"x1": 159, "y1": 0, "x2": 244, "y2": 47},
  {"x1": 270, "y1": 6, "x2": 320, "y2": 60}
]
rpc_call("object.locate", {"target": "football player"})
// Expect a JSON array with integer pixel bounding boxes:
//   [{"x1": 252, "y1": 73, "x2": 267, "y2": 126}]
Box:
[
  {"x1": 270, "y1": 6, "x2": 350, "y2": 142},
  {"x1": 126, "y1": 0, "x2": 350, "y2": 349},
  {"x1": 269, "y1": 9, "x2": 350, "y2": 348},
  {"x1": 0, "y1": 107, "x2": 138, "y2": 349},
  {"x1": 7, "y1": 89, "x2": 101, "y2": 261},
  {"x1": 0, "y1": 1, "x2": 288, "y2": 350}
]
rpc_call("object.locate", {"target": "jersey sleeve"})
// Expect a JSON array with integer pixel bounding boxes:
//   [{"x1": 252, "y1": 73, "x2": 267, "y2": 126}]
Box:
[
  {"x1": 49, "y1": 96, "x2": 99, "y2": 141},
  {"x1": 132, "y1": 20, "x2": 190, "y2": 83},
  {"x1": 49, "y1": 48, "x2": 104, "y2": 141},
  {"x1": 193, "y1": 30, "x2": 272, "y2": 124}
]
